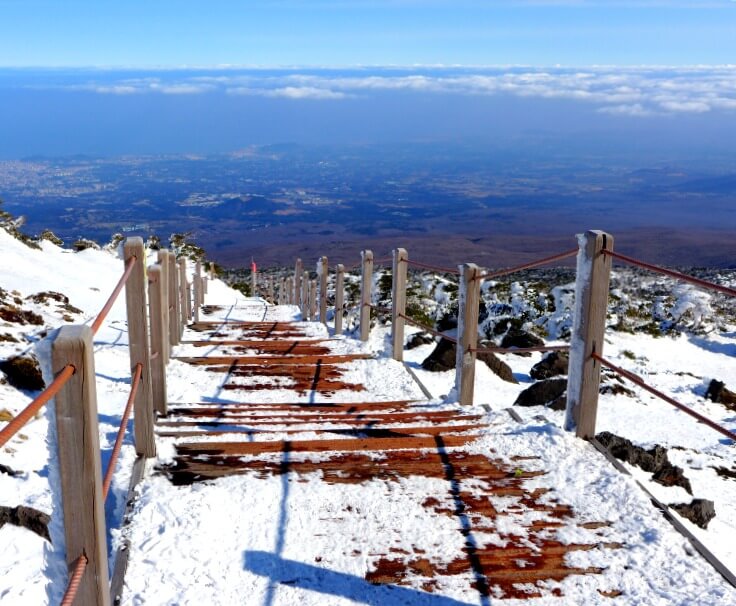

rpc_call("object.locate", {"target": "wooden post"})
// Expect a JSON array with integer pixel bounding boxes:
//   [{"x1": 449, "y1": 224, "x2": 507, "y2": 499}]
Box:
[
  {"x1": 268, "y1": 276, "x2": 274, "y2": 305},
  {"x1": 122, "y1": 238, "x2": 156, "y2": 456},
  {"x1": 318, "y1": 256, "x2": 328, "y2": 325},
  {"x1": 209, "y1": 261, "x2": 216, "y2": 279},
  {"x1": 148, "y1": 265, "x2": 167, "y2": 415},
  {"x1": 335, "y1": 264, "x2": 345, "y2": 335},
  {"x1": 167, "y1": 252, "x2": 179, "y2": 347},
  {"x1": 251, "y1": 263, "x2": 257, "y2": 298},
  {"x1": 565, "y1": 231, "x2": 614, "y2": 439},
  {"x1": 193, "y1": 275, "x2": 201, "y2": 323},
  {"x1": 455, "y1": 263, "x2": 481, "y2": 406},
  {"x1": 310, "y1": 279, "x2": 317, "y2": 322},
  {"x1": 195, "y1": 261, "x2": 203, "y2": 306},
  {"x1": 178, "y1": 258, "x2": 189, "y2": 326},
  {"x1": 52, "y1": 325, "x2": 111, "y2": 606},
  {"x1": 360, "y1": 250, "x2": 374, "y2": 342},
  {"x1": 186, "y1": 279, "x2": 193, "y2": 322},
  {"x1": 301, "y1": 270, "x2": 309, "y2": 320},
  {"x1": 294, "y1": 258, "x2": 303, "y2": 306},
  {"x1": 203, "y1": 275, "x2": 208, "y2": 296},
  {"x1": 391, "y1": 248, "x2": 408, "y2": 361},
  {"x1": 157, "y1": 250, "x2": 171, "y2": 364}
]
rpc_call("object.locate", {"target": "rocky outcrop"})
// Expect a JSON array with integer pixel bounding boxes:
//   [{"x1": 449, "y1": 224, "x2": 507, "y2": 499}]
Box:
[
  {"x1": 0, "y1": 356, "x2": 46, "y2": 391},
  {"x1": 513, "y1": 379, "x2": 567, "y2": 410},
  {"x1": 530, "y1": 352, "x2": 569, "y2": 380},
  {"x1": 670, "y1": 499, "x2": 716, "y2": 529},
  {"x1": 595, "y1": 432, "x2": 692, "y2": 494},
  {"x1": 0, "y1": 505, "x2": 51, "y2": 541},
  {"x1": 421, "y1": 338, "x2": 517, "y2": 383},
  {"x1": 500, "y1": 328, "x2": 545, "y2": 357},
  {"x1": 705, "y1": 379, "x2": 736, "y2": 409},
  {"x1": 406, "y1": 332, "x2": 435, "y2": 350}
]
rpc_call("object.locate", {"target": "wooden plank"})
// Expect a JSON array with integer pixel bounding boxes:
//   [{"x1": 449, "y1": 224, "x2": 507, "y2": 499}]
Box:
[
  {"x1": 174, "y1": 353, "x2": 373, "y2": 365},
  {"x1": 157, "y1": 423, "x2": 480, "y2": 438},
  {"x1": 123, "y1": 238, "x2": 156, "y2": 457},
  {"x1": 391, "y1": 248, "x2": 408, "y2": 361},
  {"x1": 158, "y1": 412, "x2": 481, "y2": 426},
  {"x1": 52, "y1": 325, "x2": 111, "y2": 606},
  {"x1": 176, "y1": 433, "x2": 480, "y2": 456},
  {"x1": 456, "y1": 263, "x2": 481, "y2": 406},
  {"x1": 360, "y1": 249, "x2": 373, "y2": 341},
  {"x1": 564, "y1": 231, "x2": 614, "y2": 439}
]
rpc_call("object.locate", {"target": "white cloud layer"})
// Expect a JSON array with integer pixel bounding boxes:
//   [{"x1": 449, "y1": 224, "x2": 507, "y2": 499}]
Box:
[{"x1": 26, "y1": 66, "x2": 736, "y2": 116}]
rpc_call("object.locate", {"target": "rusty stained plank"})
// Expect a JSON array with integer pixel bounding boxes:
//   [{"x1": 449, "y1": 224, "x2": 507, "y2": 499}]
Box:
[
  {"x1": 176, "y1": 354, "x2": 373, "y2": 366},
  {"x1": 158, "y1": 411, "x2": 482, "y2": 427},
  {"x1": 156, "y1": 423, "x2": 480, "y2": 439},
  {"x1": 176, "y1": 434, "x2": 479, "y2": 457},
  {"x1": 165, "y1": 400, "x2": 418, "y2": 415}
]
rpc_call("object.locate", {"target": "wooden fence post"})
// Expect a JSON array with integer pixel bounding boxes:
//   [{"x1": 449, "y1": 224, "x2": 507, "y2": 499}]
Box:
[
  {"x1": 456, "y1": 263, "x2": 481, "y2": 406},
  {"x1": 52, "y1": 325, "x2": 111, "y2": 606},
  {"x1": 209, "y1": 262, "x2": 215, "y2": 279},
  {"x1": 193, "y1": 275, "x2": 201, "y2": 323},
  {"x1": 391, "y1": 248, "x2": 408, "y2": 361},
  {"x1": 148, "y1": 265, "x2": 168, "y2": 415},
  {"x1": 167, "y1": 252, "x2": 179, "y2": 347},
  {"x1": 157, "y1": 250, "x2": 171, "y2": 364},
  {"x1": 251, "y1": 262, "x2": 257, "y2": 298},
  {"x1": 123, "y1": 238, "x2": 156, "y2": 456},
  {"x1": 178, "y1": 258, "x2": 189, "y2": 327},
  {"x1": 310, "y1": 279, "x2": 317, "y2": 322},
  {"x1": 335, "y1": 264, "x2": 345, "y2": 335},
  {"x1": 294, "y1": 258, "x2": 303, "y2": 306},
  {"x1": 565, "y1": 230, "x2": 614, "y2": 439},
  {"x1": 301, "y1": 270, "x2": 309, "y2": 320},
  {"x1": 186, "y1": 278, "x2": 193, "y2": 322},
  {"x1": 203, "y1": 275, "x2": 208, "y2": 296},
  {"x1": 195, "y1": 261, "x2": 203, "y2": 306},
  {"x1": 360, "y1": 250, "x2": 374, "y2": 341},
  {"x1": 318, "y1": 256, "x2": 328, "y2": 325},
  {"x1": 268, "y1": 276, "x2": 274, "y2": 305}
]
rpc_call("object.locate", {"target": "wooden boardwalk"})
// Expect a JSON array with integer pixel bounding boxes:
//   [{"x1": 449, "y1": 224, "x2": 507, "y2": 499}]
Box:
[{"x1": 146, "y1": 303, "x2": 622, "y2": 602}]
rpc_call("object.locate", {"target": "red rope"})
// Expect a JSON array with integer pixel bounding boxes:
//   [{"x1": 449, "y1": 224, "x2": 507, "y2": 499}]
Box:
[
  {"x1": 102, "y1": 363, "x2": 143, "y2": 500},
  {"x1": 60, "y1": 554, "x2": 88, "y2": 606},
  {"x1": 604, "y1": 250, "x2": 736, "y2": 299},
  {"x1": 470, "y1": 345, "x2": 570, "y2": 355},
  {"x1": 478, "y1": 248, "x2": 578, "y2": 281},
  {"x1": 0, "y1": 364, "x2": 76, "y2": 449},
  {"x1": 398, "y1": 313, "x2": 458, "y2": 343},
  {"x1": 90, "y1": 255, "x2": 137, "y2": 335},
  {"x1": 406, "y1": 259, "x2": 461, "y2": 275},
  {"x1": 593, "y1": 352, "x2": 736, "y2": 442}
]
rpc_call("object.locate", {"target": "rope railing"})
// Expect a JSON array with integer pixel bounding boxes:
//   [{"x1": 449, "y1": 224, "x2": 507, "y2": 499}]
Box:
[
  {"x1": 90, "y1": 255, "x2": 137, "y2": 335},
  {"x1": 60, "y1": 554, "x2": 88, "y2": 606},
  {"x1": 475, "y1": 248, "x2": 578, "y2": 282},
  {"x1": 470, "y1": 344, "x2": 570, "y2": 355},
  {"x1": 0, "y1": 364, "x2": 76, "y2": 449},
  {"x1": 406, "y1": 259, "x2": 461, "y2": 276},
  {"x1": 603, "y1": 250, "x2": 736, "y2": 299},
  {"x1": 102, "y1": 362, "x2": 143, "y2": 500},
  {"x1": 398, "y1": 312, "x2": 458, "y2": 344},
  {"x1": 592, "y1": 352, "x2": 736, "y2": 442}
]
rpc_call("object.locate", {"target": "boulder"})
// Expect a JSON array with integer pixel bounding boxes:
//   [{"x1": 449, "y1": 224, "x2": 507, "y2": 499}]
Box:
[
  {"x1": 705, "y1": 379, "x2": 736, "y2": 408},
  {"x1": 0, "y1": 356, "x2": 46, "y2": 391},
  {"x1": 421, "y1": 338, "x2": 456, "y2": 372},
  {"x1": 514, "y1": 378, "x2": 567, "y2": 410},
  {"x1": 0, "y1": 505, "x2": 51, "y2": 541},
  {"x1": 670, "y1": 499, "x2": 716, "y2": 529},
  {"x1": 530, "y1": 351, "x2": 569, "y2": 380},
  {"x1": 475, "y1": 343, "x2": 517, "y2": 384},
  {"x1": 500, "y1": 328, "x2": 545, "y2": 357},
  {"x1": 406, "y1": 332, "x2": 435, "y2": 350}
]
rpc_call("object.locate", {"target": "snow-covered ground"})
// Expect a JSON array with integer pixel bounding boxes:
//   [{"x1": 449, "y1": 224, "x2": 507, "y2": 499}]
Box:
[{"x1": 2, "y1": 224, "x2": 736, "y2": 605}]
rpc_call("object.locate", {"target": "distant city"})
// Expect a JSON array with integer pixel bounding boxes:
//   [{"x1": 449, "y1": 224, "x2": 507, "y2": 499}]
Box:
[{"x1": 2, "y1": 142, "x2": 735, "y2": 268}]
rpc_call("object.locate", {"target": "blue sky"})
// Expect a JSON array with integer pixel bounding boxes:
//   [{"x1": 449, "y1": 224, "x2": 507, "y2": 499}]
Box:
[{"x1": 1, "y1": 0, "x2": 736, "y2": 67}]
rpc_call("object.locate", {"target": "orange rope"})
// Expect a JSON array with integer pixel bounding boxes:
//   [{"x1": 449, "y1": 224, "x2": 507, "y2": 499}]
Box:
[
  {"x1": 102, "y1": 363, "x2": 143, "y2": 500},
  {"x1": 90, "y1": 255, "x2": 137, "y2": 335},
  {"x1": 406, "y1": 259, "x2": 461, "y2": 275},
  {"x1": 470, "y1": 345, "x2": 570, "y2": 355},
  {"x1": 478, "y1": 248, "x2": 578, "y2": 281},
  {"x1": 604, "y1": 250, "x2": 736, "y2": 299},
  {"x1": 0, "y1": 365, "x2": 75, "y2": 449},
  {"x1": 60, "y1": 554, "x2": 88, "y2": 606},
  {"x1": 593, "y1": 352, "x2": 736, "y2": 442}
]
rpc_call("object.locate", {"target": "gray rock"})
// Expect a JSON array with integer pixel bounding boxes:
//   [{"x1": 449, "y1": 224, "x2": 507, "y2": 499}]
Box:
[
  {"x1": 530, "y1": 352, "x2": 569, "y2": 380},
  {"x1": 500, "y1": 328, "x2": 545, "y2": 357},
  {"x1": 514, "y1": 378, "x2": 567, "y2": 409},
  {"x1": 0, "y1": 505, "x2": 51, "y2": 541},
  {"x1": 671, "y1": 499, "x2": 716, "y2": 529}
]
